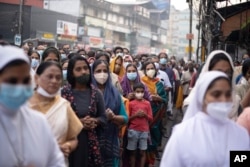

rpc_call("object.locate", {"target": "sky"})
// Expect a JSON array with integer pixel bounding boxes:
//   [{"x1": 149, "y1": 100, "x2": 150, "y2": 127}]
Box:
[{"x1": 171, "y1": 0, "x2": 189, "y2": 10}]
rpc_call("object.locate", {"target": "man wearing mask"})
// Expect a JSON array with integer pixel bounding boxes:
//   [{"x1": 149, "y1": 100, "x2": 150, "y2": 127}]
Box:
[
  {"x1": 63, "y1": 44, "x2": 71, "y2": 55},
  {"x1": 158, "y1": 53, "x2": 175, "y2": 90}
]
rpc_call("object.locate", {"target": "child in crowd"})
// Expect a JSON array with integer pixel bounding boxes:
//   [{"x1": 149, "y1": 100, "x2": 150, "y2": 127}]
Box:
[{"x1": 127, "y1": 83, "x2": 153, "y2": 167}]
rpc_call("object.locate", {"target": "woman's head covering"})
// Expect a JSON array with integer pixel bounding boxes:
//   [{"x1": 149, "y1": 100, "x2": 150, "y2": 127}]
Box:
[
  {"x1": 183, "y1": 50, "x2": 235, "y2": 107},
  {"x1": 121, "y1": 65, "x2": 151, "y2": 101},
  {"x1": 183, "y1": 71, "x2": 229, "y2": 121},
  {"x1": 91, "y1": 60, "x2": 121, "y2": 113},
  {"x1": 0, "y1": 45, "x2": 30, "y2": 70},
  {"x1": 109, "y1": 56, "x2": 125, "y2": 78},
  {"x1": 201, "y1": 50, "x2": 234, "y2": 75}
]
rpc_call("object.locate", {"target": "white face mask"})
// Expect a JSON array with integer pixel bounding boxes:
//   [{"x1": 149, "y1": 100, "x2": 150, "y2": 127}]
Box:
[
  {"x1": 94, "y1": 73, "x2": 109, "y2": 85},
  {"x1": 206, "y1": 102, "x2": 233, "y2": 121},
  {"x1": 146, "y1": 69, "x2": 156, "y2": 78},
  {"x1": 135, "y1": 93, "x2": 144, "y2": 100},
  {"x1": 36, "y1": 86, "x2": 59, "y2": 98}
]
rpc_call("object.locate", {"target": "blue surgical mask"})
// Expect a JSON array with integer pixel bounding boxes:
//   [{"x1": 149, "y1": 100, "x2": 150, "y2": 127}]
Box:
[
  {"x1": 62, "y1": 70, "x2": 67, "y2": 80},
  {"x1": 159, "y1": 58, "x2": 167, "y2": 65},
  {"x1": 31, "y1": 58, "x2": 39, "y2": 68},
  {"x1": 127, "y1": 72, "x2": 137, "y2": 81},
  {"x1": 61, "y1": 54, "x2": 67, "y2": 60},
  {"x1": 0, "y1": 83, "x2": 33, "y2": 113}
]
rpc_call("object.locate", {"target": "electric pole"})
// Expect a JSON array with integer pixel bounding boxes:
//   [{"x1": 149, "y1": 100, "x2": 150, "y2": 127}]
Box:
[{"x1": 188, "y1": 0, "x2": 193, "y2": 61}]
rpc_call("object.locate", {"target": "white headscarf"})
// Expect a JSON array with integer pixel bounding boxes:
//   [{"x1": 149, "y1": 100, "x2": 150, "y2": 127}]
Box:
[
  {"x1": 183, "y1": 71, "x2": 229, "y2": 121},
  {"x1": 0, "y1": 45, "x2": 30, "y2": 70},
  {"x1": 183, "y1": 50, "x2": 235, "y2": 107}
]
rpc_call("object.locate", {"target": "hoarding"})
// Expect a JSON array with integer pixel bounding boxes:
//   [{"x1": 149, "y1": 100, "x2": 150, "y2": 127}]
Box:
[{"x1": 57, "y1": 20, "x2": 77, "y2": 36}]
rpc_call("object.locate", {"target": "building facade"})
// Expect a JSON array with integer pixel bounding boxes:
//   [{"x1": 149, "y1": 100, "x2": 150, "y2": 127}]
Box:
[{"x1": 166, "y1": 6, "x2": 199, "y2": 61}]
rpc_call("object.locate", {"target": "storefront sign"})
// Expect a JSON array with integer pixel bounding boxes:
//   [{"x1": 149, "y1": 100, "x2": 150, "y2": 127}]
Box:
[{"x1": 42, "y1": 33, "x2": 54, "y2": 39}]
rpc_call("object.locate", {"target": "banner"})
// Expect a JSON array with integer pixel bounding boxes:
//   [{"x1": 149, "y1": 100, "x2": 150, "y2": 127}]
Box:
[
  {"x1": 57, "y1": 20, "x2": 77, "y2": 36},
  {"x1": 104, "y1": 0, "x2": 151, "y2": 5}
]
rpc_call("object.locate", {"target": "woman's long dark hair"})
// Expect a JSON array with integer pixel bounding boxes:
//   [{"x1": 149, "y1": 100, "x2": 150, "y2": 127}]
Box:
[{"x1": 67, "y1": 55, "x2": 91, "y2": 88}]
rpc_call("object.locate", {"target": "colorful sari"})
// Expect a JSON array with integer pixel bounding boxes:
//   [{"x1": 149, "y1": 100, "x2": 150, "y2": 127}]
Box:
[
  {"x1": 28, "y1": 93, "x2": 82, "y2": 145},
  {"x1": 141, "y1": 76, "x2": 168, "y2": 165}
]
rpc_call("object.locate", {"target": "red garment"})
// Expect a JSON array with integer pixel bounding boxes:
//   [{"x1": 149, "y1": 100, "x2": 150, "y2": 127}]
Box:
[
  {"x1": 128, "y1": 99, "x2": 153, "y2": 131},
  {"x1": 189, "y1": 72, "x2": 197, "y2": 88}
]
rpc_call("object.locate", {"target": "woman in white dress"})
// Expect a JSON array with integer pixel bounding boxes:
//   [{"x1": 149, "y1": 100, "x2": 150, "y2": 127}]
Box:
[{"x1": 160, "y1": 71, "x2": 249, "y2": 167}]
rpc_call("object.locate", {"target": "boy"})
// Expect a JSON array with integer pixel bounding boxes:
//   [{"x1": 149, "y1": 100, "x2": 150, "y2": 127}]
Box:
[{"x1": 127, "y1": 83, "x2": 153, "y2": 167}]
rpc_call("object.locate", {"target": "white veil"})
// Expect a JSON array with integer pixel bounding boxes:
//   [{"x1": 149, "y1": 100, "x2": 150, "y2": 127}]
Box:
[
  {"x1": 182, "y1": 50, "x2": 235, "y2": 108},
  {"x1": 182, "y1": 71, "x2": 228, "y2": 121}
]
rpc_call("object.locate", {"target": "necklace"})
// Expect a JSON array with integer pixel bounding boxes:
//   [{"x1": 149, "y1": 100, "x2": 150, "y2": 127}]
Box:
[{"x1": 0, "y1": 113, "x2": 25, "y2": 167}]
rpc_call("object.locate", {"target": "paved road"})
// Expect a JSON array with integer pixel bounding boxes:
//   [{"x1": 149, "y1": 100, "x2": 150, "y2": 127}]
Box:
[{"x1": 154, "y1": 108, "x2": 184, "y2": 167}]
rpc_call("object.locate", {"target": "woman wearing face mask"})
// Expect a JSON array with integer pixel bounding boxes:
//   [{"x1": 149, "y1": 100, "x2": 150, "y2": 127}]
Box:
[
  {"x1": 110, "y1": 56, "x2": 125, "y2": 82},
  {"x1": 92, "y1": 60, "x2": 128, "y2": 167},
  {"x1": 183, "y1": 50, "x2": 237, "y2": 119},
  {"x1": 121, "y1": 64, "x2": 151, "y2": 101},
  {"x1": 28, "y1": 61, "x2": 83, "y2": 163},
  {"x1": 0, "y1": 45, "x2": 65, "y2": 166},
  {"x1": 95, "y1": 52, "x2": 123, "y2": 94},
  {"x1": 160, "y1": 71, "x2": 249, "y2": 167},
  {"x1": 61, "y1": 56, "x2": 107, "y2": 167},
  {"x1": 140, "y1": 62, "x2": 167, "y2": 166},
  {"x1": 30, "y1": 51, "x2": 40, "y2": 70}
]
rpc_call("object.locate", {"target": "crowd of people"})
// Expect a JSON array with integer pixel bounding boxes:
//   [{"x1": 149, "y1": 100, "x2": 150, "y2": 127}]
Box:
[{"x1": 0, "y1": 40, "x2": 250, "y2": 167}]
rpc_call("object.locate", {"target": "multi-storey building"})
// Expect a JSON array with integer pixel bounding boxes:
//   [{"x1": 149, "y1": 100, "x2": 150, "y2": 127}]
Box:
[
  {"x1": 166, "y1": 6, "x2": 199, "y2": 61},
  {"x1": 45, "y1": 0, "x2": 169, "y2": 54},
  {"x1": 0, "y1": 0, "x2": 169, "y2": 54}
]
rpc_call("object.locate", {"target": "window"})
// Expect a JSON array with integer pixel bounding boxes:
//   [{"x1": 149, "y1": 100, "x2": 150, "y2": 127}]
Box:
[
  {"x1": 112, "y1": 14, "x2": 117, "y2": 22},
  {"x1": 94, "y1": 10, "x2": 98, "y2": 17},
  {"x1": 119, "y1": 16, "x2": 124, "y2": 25},
  {"x1": 108, "y1": 13, "x2": 112, "y2": 21},
  {"x1": 102, "y1": 11, "x2": 106, "y2": 19}
]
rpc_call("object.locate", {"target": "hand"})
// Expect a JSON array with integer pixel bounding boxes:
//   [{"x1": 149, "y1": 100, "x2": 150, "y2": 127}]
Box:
[
  {"x1": 136, "y1": 110, "x2": 146, "y2": 118},
  {"x1": 60, "y1": 142, "x2": 71, "y2": 157},
  {"x1": 127, "y1": 93, "x2": 135, "y2": 100},
  {"x1": 106, "y1": 108, "x2": 115, "y2": 120},
  {"x1": 151, "y1": 94, "x2": 161, "y2": 101},
  {"x1": 80, "y1": 116, "x2": 97, "y2": 130}
]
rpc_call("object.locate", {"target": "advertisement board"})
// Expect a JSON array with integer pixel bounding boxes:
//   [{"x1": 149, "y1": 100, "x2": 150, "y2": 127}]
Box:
[{"x1": 57, "y1": 20, "x2": 77, "y2": 36}]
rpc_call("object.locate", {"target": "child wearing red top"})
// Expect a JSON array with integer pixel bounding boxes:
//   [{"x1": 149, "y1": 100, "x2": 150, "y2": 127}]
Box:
[{"x1": 127, "y1": 83, "x2": 153, "y2": 167}]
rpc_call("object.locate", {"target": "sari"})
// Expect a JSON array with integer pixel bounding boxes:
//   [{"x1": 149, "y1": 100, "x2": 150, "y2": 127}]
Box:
[
  {"x1": 28, "y1": 93, "x2": 82, "y2": 145},
  {"x1": 141, "y1": 76, "x2": 168, "y2": 165}
]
